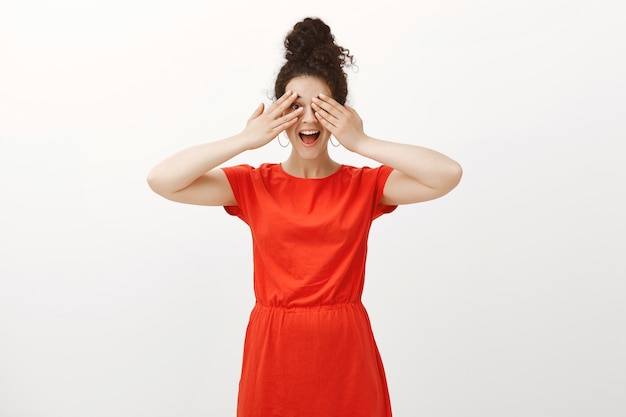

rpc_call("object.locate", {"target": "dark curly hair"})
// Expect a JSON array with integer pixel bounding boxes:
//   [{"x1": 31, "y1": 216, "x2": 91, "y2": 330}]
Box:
[{"x1": 274, "y1": 17, "x2": 355, "y2": 105}]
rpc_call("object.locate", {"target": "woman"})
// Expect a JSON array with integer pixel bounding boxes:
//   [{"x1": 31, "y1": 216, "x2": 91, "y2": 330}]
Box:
[{"x1": 148, "y1": 17, "x2": 461, "y2": 417}]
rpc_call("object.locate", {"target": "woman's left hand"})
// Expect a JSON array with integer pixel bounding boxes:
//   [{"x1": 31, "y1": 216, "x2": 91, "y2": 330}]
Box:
[{"x1": 312, "y1": 94, "x2": 367, "y2": 152}]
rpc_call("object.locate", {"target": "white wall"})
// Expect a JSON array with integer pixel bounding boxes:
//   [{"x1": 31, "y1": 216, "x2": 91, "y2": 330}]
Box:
[{"x1": 1, "y1": 1, "x2": 624, "y2": 416}]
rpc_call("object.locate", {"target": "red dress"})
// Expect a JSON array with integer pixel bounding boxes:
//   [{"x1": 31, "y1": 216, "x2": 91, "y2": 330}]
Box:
[{"x1": 223, "y1": 163, "x2": 397, "y2": 417}]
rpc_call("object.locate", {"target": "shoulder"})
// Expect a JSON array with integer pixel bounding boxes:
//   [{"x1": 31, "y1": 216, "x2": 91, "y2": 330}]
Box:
[
  {"x1": 222, "y1": 163, "x2": 288, "y2": 188},
  {"x1": 224, "y1": 163, "x2": 281, "y2": 174},
  {"x1": 221, "y1": 163, "x2": 254, "y2": 177},
  {"x1": 222, "y1": 163, "x2": 278, "y2": 178},
  {"x1": 339, "y1": 164, "x2": 393, "y2": 181}
]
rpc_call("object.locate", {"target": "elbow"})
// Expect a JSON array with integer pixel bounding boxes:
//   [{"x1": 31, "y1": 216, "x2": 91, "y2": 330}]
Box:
[
  {"x1": 441, "y1": 161, "x2": 462, "y2": 195},
  {"x1": 451, "y1": 161, "x2": 463, "y2": 187},
  {"x1": 146, "y1": 168, "x2": 167, "y2": 196},
  {"x1": 146, "y1": 169, "x2": 158, "y2": 190}
]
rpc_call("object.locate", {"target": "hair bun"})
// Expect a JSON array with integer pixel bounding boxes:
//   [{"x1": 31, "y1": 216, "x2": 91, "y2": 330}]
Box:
[
  {"x1": 274, "y1": 17, "x2": 354, "y2": 105},
  {"x1": 284, "y1": 17, "x2": 353, "y2": 70}
]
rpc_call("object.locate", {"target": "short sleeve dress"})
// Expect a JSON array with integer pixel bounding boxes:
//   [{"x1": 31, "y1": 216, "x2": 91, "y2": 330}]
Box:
[{"x1": 222, "y1": 163, "x2": 397, "y2": 417}]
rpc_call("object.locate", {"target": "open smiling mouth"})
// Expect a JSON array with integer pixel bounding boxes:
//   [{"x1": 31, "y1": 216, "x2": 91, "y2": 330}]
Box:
[{"x1": 299, "y1": 130, "x2": 320, "y2": 145}]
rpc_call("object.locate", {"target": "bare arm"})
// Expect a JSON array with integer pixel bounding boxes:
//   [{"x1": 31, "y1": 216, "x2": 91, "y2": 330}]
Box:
[
  {"x1": 147, "y1": 135, "x2": 250, "y2": 206},
  {"x1": 345, "y1": 137, "x2": 462, "y2": 205},
  {"x1": 147, "y1": 91, "x2": 302, "y2": 206},
  {"x1": 312, "y1": 94, "x2": 462, "y2": 205}
]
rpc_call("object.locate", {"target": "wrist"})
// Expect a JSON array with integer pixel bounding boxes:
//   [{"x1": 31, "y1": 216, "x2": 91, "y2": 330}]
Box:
[
  {"x1": 348, "y1": 133, "x2": 374, "y2": 154},
  {"x1": 232, "y1": 131, "x2": 261, "y2": 151}
]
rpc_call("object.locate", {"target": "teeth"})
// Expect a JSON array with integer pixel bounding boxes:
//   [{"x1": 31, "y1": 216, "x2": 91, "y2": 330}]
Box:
[{"x1": 300, "y1": 130, "x2": 319, "y2": 135}]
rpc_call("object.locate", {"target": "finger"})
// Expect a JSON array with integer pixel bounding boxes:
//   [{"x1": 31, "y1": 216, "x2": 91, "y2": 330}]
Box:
[
  {"x1": 273, "y1": 107, "x2": 302, "y2": 128},
  {"x1": 270, "y1": 114, "x2": 300, "y2": 137},
  {"x1": 311, "y1": 97, "x2": 344, "y2": 121},
  {"x1": 314, "y1": 111, "x2": 336, "y2": 131},
  {"x1": 311, "y1": 101, "x2": 339, "y2": 125},
  {"x1": 264, "y1": 91, "x2": 291, "y2": 114},
  {"x1": 268, "y1": 90, "x2": 298, "y2": 115},
  {"x1": 275, "y1": 114, "x2": 300, "y2": 132},
  {"x1": 273, "y1": 91, "x2": 300, "y2": 116},
  {"x1": 248, "y1": 103, "x2": 264, "y2": 121},
  {"x1": 316, "y1": 93, "x2": 349, "y2": 116}
]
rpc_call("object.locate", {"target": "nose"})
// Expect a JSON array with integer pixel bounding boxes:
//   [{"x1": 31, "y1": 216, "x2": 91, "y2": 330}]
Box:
[{"x1": 302, "y1": 103, "x2": 316, "y2": 122}]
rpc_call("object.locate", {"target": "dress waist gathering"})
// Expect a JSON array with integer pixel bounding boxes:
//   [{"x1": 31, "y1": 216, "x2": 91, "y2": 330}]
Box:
[{"x1": 253, "y1": 299, "x2": 365, "y2": 313}]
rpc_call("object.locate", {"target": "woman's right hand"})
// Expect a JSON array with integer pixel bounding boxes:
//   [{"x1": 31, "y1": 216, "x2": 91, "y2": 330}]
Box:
[
  {"x1": 241, "y1": 90, "x2": 302, "y2": 149},
  {"x1": 147, "y1": 91, "x2": 302, "y2": 206}
]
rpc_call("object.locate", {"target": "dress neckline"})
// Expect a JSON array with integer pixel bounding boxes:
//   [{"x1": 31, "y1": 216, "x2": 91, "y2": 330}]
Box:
[{"x1": 277, "y1": 163, "x2": 344, "y2": 180}]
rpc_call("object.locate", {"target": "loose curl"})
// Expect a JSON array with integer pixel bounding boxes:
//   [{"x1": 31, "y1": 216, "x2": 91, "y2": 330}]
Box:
[{"x1": 274, "y1": 17, "x2": 355, "y2": 105}]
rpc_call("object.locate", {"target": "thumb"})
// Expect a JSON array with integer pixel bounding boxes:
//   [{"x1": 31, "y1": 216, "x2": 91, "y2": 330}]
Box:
[
  {"x1": 248, "y1": 103, "x2": 264, "y2": 121},
  {"x1": 344, "y1": 104, "x2": 357, "y2": 115}
]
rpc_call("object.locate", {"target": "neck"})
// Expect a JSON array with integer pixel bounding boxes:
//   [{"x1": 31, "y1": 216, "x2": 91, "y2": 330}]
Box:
[{"x1": 281, "y1": 154, "x2": 340, "y2": 179}]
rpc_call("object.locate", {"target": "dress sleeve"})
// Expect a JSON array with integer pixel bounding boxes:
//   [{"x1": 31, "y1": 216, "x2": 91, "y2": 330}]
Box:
[
  {"x1": 221, "y1": 164, "x2": 254, "y2": 223},
  {"x1": 373, "y1": 165, "x2": 398, "y2": 220}
]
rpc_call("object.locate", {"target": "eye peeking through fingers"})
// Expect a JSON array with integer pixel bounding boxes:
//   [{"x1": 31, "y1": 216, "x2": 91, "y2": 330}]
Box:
[{"x1": 284, "y1": 102, "x2": 302, "y2": 114}]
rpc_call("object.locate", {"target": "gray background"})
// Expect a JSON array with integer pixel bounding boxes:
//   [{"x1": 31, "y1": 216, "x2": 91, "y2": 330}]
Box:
[{"x1": 1, "y1": 0, "x2": 624, "y2": 416}]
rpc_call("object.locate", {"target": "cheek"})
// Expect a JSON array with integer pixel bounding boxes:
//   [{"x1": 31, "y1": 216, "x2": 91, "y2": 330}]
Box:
[{"x1": 285, "y1": 125, "x2": 298, "y2": 140}]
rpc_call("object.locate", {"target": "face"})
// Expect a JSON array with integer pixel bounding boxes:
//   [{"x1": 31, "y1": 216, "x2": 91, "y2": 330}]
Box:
[{"x1": 283, "y1": 76, "x2": 333, "y2": 160}]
